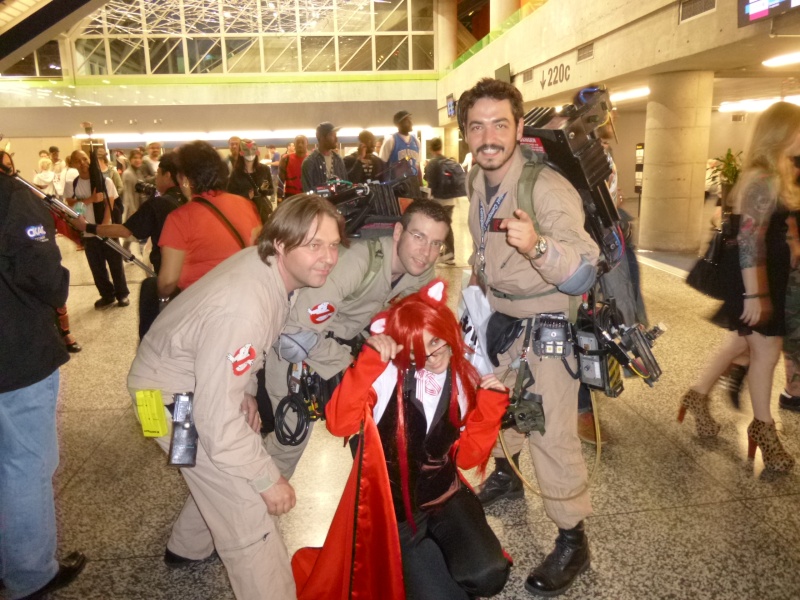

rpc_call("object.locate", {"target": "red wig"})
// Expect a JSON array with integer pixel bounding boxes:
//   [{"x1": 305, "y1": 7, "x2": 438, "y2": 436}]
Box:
[{"x1": 371, "y1": 279, "x2": 480, "y2": 529}]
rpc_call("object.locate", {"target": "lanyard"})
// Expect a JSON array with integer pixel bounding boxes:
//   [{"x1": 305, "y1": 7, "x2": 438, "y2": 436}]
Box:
[{"x1": 478, "y1": 191, "x2": 507, "y2": 267}]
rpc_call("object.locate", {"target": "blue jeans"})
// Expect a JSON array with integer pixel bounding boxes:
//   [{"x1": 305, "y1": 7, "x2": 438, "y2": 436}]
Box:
[{"x1": 0, "y1": 370, "x2": 60, "y2": 599}]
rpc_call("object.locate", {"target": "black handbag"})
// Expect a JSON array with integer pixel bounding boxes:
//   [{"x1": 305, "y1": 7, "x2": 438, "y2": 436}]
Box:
[{"x1": 686, "y1": 214, "x2": 740, "y2": 300}]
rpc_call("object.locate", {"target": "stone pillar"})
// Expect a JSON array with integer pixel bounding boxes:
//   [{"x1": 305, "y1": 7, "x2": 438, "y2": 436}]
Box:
[
  {"x1": 490, "y1": 0, "x2": 519, "y2": 30},
  {"x1": 638, "y1": 71, "x2": 713, "y2": 252},
  {"x1": 436, "y1": 0, "x2": 458, "y2": 71}
]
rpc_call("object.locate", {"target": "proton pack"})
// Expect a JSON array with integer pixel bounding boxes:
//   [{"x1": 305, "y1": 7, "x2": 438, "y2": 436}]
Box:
[
  {"x1": 464, "y1": 86, "x2": 663, "y2": 431},
  {"x1": 311, "y1": 175, "x2": 417, "y2": 238}
]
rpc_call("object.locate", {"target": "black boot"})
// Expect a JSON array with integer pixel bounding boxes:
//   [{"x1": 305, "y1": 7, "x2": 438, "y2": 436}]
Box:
[
  {"x1": 525, "y1": 521, "x2": 590, "y2": 597},
  {"x1": 476, "y1": 453, "x2": 523, "y2": 507},
  {"x1": 718, "y1": 364, "x2": 748, "y2": 409}
]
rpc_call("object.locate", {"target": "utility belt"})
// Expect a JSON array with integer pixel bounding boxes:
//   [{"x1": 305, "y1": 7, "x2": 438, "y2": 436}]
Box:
[
  {"x1": 135, "y1": 390, "x2": 198, "y2": 467},
  {"x1": 487, "y1": 311, "x2": 579, "y2": 438}
]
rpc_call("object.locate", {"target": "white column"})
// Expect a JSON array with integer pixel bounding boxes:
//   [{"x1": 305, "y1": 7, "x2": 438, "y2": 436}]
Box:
[
  {"x1": 490, "y1": 0, "x2": 519, "y2": 30},
  {"x1": 638, "y1": 71, "x2": 714, "y2": 252}
]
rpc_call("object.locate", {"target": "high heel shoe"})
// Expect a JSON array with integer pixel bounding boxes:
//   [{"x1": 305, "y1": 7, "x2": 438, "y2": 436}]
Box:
[
  {"x1": 678, "y1": 389, "x2": 721, "y2": 437},
  {"x1": 747, "y1": 418, "x2": 795, "y2": 472}
]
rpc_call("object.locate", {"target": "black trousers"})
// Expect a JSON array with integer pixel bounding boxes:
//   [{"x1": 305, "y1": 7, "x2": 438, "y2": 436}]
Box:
[
  {"x1": 398, "y1": 486, "x2": 509, "y2": 600},
  {"x1": 138, "y1": 276, "x2": 159, "y2": 340},
  {"x1": 84, "y1": 236, "x2": 129, "y2": 300}
]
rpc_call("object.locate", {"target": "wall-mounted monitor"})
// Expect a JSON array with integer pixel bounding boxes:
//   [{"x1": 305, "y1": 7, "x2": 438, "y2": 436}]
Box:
[
  {"x1": 739, "y1": 0, "x2": 800, "y2": 27},
  {"x1": 446, "y1": 94, "x2": 457, "y2": 119}
]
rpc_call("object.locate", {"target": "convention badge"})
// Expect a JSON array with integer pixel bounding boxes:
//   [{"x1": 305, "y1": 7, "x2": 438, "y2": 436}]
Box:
[
  {"x1": 135, "y1": 389, "x2": 169, "y2": 438},
  {"x1": 227, "y1": 343, "x2": 256, "y2": 376},
  {"x1": 308, "y1": 301, "x2": 336, "y2": 324}
]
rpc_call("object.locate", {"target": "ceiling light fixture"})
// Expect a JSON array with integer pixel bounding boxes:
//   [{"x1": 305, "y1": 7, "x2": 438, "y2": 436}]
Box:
[
  {"x1": 73, "y1": 126, "x2": 436, "y2": 145},
  {"x1": 762, "y1": 52, "x2": 800, "y2": 67},
  {"x1": 609, "y1": 87, "x2": 650, "y2": 103},
  {"x1": 719, "y1": 95, "x2": 800, "y2": 113}
]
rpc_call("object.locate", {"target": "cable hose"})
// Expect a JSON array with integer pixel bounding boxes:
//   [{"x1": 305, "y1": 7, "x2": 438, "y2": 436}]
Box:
[
  {"x1": 498, "y1": 377, "x2": 602, "y2": 502},
  {"x1": 274, "y1": 393, "x2": 309, "y2": 446}
]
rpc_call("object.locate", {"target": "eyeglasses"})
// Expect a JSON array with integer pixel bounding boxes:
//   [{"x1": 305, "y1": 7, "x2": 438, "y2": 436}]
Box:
[
  {"x1": 404, "y1": 229, "x2": 445, "y2": 252},
  {"x1": 425, "y1": 342, "x2": 450, "y2": 360}
]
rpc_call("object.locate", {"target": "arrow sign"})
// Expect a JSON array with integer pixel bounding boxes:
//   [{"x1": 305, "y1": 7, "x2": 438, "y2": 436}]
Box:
[{"x1": 540, "y1": 71, "x2": 546, "y2": 89}]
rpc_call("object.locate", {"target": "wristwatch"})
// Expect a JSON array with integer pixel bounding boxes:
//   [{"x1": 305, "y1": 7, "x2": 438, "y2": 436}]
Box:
[{"x1": 529, "y1": 236, "x2": 548, "y2": 260}]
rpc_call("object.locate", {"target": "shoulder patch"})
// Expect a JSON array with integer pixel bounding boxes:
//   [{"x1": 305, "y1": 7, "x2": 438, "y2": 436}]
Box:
[
  {"x1": 226, "y1": 344, "x2": 257, "y2": 376},
  {"x1": 26, "y1": 224, "x2": 49, "y2": 242},
  {"x1": 308, "y1": 302, "x2": 336, "y2": 324}
]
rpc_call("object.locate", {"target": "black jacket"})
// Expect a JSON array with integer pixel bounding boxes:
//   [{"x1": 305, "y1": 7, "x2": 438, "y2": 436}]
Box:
[
  {"x1": 343, "y1": 152, "x2": 387, "y2": 184},
  {"x1": 301, "y1": 149, "x2": 348, "y2": 192},
  {"x1": 0, "y1": 175, "x2": 70, "y2": 392},
  {"x1": 227, "y1": 161, "x2": 274, "y2": 223}
]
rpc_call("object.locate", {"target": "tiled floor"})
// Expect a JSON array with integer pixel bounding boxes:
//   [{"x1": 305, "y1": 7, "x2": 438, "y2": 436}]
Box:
[{"x1": 11, "y1": 200, "x2": 800, "y2": 600}]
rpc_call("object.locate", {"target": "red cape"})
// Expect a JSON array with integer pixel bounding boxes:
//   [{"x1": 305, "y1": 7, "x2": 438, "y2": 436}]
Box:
[{"x1": 291, "y1": 415, "x2": 406, "y2": 600}]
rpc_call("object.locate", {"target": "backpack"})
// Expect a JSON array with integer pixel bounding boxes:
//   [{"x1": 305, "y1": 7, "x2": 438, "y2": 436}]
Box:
[{"x1": 431, "y1": 157, "x2": 466, "y2": 199}]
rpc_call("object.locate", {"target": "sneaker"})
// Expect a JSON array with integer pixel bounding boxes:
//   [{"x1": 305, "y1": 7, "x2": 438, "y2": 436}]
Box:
[
  {"x1": 117, "y1": 296, "x2": 130, "y2": 307},
  {"x1": 94, "y1": 297, "x2": 115, "y2": 310},
  {"x1": 779, "y1": 390, "x2": 800, "y2": 412}
]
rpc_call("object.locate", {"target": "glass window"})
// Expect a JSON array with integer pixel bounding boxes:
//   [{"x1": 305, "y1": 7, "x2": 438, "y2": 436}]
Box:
[
  {"x1": 37, "y1": 41, "x2": 63, "y2": 77},
  {"x1": 225, "y1": 37, "x2": 262, "y2": 72},
  {"x1": 186, "y1": 38, "x2": 224, "y2": 73},
  {"x1": 222, "y1": 0, "x2": 261, "y2": 34},
  {"x1": 149, "y1": 38, "x2": 186, "y2": 74},
  {"x1": 336, "y1": 0, "x2": 371, "y2": 32},
  {"x1": 105, "y1": 4, "x2": 144, "y2": 35},
  {"x1": 338, "y1": 35, "x2": 372, "y2": 71},
  {"x1": 2, "y1": 53, "x2": 37, "y2": 77},
  {"x1": 109, "y1": 38, "x2": 147, "y2": 75},
  {"x1": 410, "y1": 0, "x2": 433, "y2": 31},
  {"x1": 411, "y1": 34, "x2": 433, "y2": 70},
  {"x1": 75, "y1": 39, "x2": 109, "y2": 75},
  {"x1": 262, "y1": 0, "x2": 298, "y2": 33},
  {"x1": 299, "y1": 0, "x2": 335, "y2": 33},
  {"x1": 183, "y1": 0, "x2": 221, "y2": 35},
  {"x1": 375, "y1": 0, "x2": 408, "y2": 32},
  {"x1": 63, "y1": 0, "x2": 438, "y2": 77},
  {"x1": 264, "y1": 37, "x2": 298, "y2": 71},
  {"x1": 84, "y1": 12, "x2": 106, "y2": 36},
  {"x1": 376, "y1": 35, "x2": 408, "y2": 70},
  {"x1": 301, "y1": 36, "x2": 335, "y2": 71},
  {"x1": 143, "y1": 0, "x2": 181, "y2": 34}
]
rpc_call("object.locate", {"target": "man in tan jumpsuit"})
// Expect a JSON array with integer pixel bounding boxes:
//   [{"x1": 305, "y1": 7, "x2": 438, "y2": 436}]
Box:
[
  {"x1": 263, "y1": 199, "x2": 451, "y2": 478},
  {"x1": 459, "y1": 78, "x2": 600, "y2": 597},
  {"x1": 128, "y1": 197, "x2": 345, "y2": 600}
]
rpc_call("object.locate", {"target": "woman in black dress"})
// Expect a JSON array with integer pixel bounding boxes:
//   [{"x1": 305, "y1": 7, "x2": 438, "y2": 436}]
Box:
[{"x1": 680, "y1": 101, "x2": 800, "y2": 472}]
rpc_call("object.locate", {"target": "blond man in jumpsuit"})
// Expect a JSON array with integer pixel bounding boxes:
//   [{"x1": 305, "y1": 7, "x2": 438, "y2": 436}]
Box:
[
  {"x1": 460, "y1": 78, "x2": 600, "y2": 597},
  {"x1": 128, "y1": 197, "x2": 344, "y2": 600}
]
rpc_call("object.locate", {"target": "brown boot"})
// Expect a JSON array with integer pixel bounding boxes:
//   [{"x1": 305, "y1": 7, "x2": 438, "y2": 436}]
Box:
[
  {"x1": 747, "y1": 418, "x2": 795, "y2": 472},
  {"x1": 678, "y1": 389, "x2": 720, "y2": 437}
]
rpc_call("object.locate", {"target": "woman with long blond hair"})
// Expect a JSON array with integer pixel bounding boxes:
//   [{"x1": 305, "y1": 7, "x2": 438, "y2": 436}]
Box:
[{"x1": 680, "y1": 101, "x2": 800, "y2": 472}]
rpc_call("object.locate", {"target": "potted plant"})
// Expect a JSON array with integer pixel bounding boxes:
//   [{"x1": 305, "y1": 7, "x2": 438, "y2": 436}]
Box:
[{"x1": 711, "y1": 148, "x2": 743, "y2": 210}]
